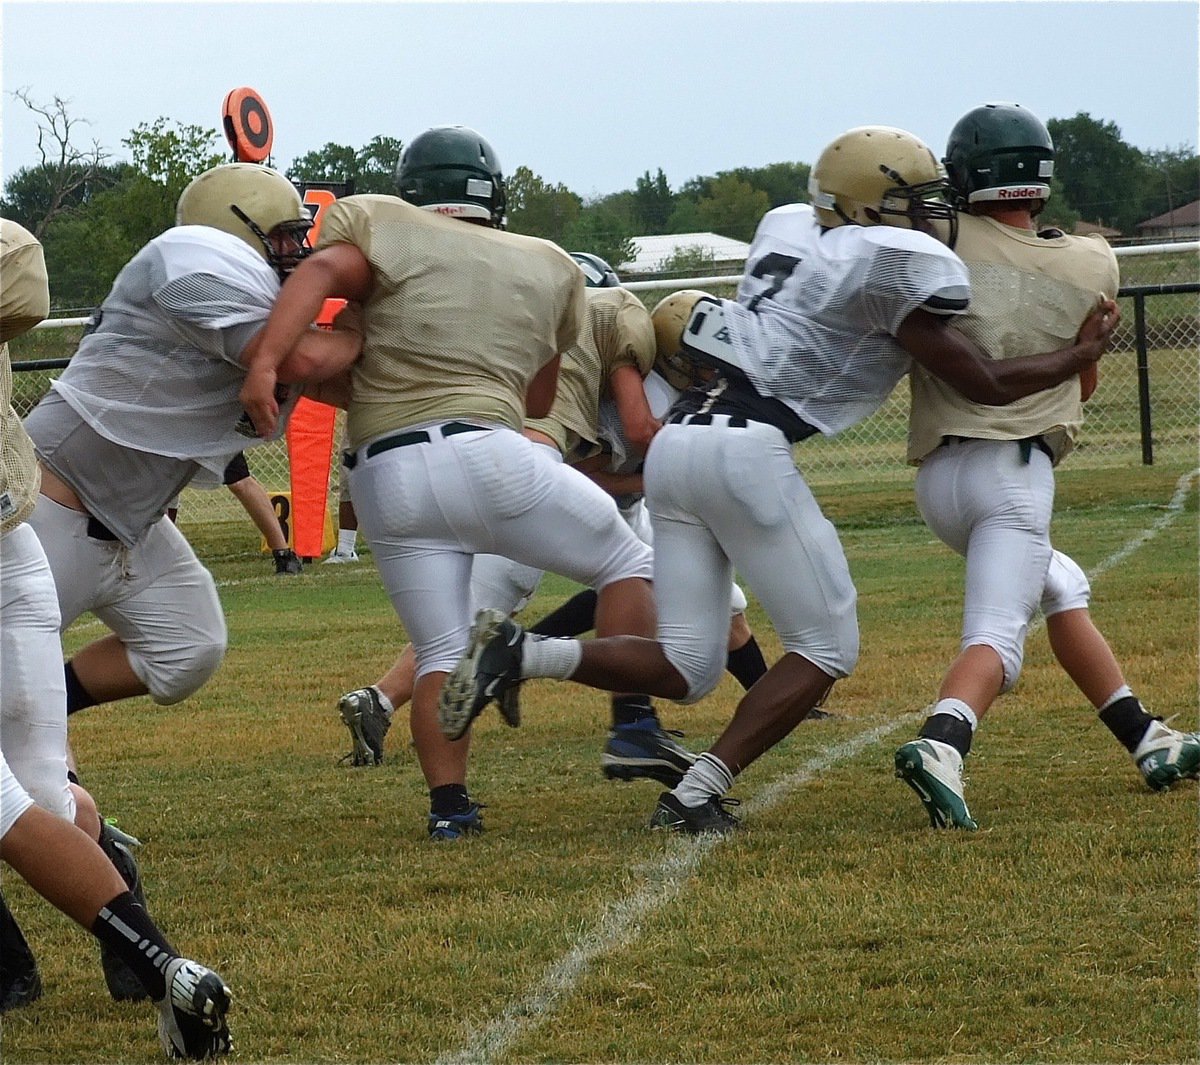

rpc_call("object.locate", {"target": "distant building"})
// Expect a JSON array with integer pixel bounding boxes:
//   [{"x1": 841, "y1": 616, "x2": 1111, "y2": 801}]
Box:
[
  {"x1": 620, "y1": 232, "x2": 751, "y2": 276},
  {"x1": 1072, "y1": 220, "x2": 1123, "y2": 239},
  {"x1": 1134, "y1": 200, "x2": 1200, "y2": 241}
]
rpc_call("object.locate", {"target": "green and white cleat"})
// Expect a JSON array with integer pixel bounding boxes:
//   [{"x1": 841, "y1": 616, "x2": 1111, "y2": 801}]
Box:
[
  {"x1": 895, "y1": 738, "x2": 978, "y2": 831},
  {"x1": 1133, "y1": 719, "x2": 1200, "y2": 791}
]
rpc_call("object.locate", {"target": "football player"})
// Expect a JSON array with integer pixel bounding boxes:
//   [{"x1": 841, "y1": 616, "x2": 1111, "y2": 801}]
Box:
[
  {"x1": 533, "y1": 288, "x2": 777, "y2": 701},
  {"x1": 241, "y1": 126, "x2": 659, "y2": 840},
  {"x1": 336, "y1": 251, "x2": 698, "y2": 792},
  {"x1": 1, "y1": 756, "x2": 232, "y2": 1056},
  {"x1": 894, "y1": 102, "x2": 1195, "y2": 829},
  {"x1": 438, "y1": 125, "x2": 1117, "y2": 834},
  {"x1": 18, "y1": 164, "x2": 359, "y2": 996},
  {"x1": 1, "y1": 220, "x2": 231, "y2": 1054}
]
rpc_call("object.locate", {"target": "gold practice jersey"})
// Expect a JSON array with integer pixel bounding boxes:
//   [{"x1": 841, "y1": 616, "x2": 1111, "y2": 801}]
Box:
[
  {"x1": 907, "y1": 213, "x2": 1119, "y2": 465},
  {"x1": 0, "y1": 220, "x2": 50, "y2": 533},
  {"x1": 528, "y1": 287, "x2": 655, "y2": 458},
  {"x1": 316, "y1": 195, "x2": 585, "y2": 448}
]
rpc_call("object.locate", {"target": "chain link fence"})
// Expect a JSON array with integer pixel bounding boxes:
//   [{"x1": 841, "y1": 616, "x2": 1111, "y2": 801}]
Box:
[{"x1": 10, "y1": 245, "x2": 1198, "y2": 527}]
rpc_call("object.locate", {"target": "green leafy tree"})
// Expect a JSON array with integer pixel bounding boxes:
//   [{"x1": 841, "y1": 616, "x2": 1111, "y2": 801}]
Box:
[
  {"x1": 1037, "y1": 175, "x2": 1081, "y2": 233},
  {"x1": 1140, "y1": 145, "x2": 1200, "y2": 223},
  {"x1": 0, "y1": 161, "x2": 128, "y2": 237},
  {"x1": 37, "y1": 118, "x2": 223, "y2": 306},
  {"x1": 505, "y1": 165, "x2": 582, "y2": 243},
  {"x1": 1047, "y1": 113, "x2": 1147, "y2": 232},
  {"x1": 561, "y1": 203, "x2": 636, "y2": 272},
  {"x1": 692, "y1": 174, "x2": 769, "y2": 242},
  {"x1": 632, "y1": 168, "x2": 673, "y2": 232},
  {"x1": 286, "y1": 136, "x2": 403, "y2": 193}
]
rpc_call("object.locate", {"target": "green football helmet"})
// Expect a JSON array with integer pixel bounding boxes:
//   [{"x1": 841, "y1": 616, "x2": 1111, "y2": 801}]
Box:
[
  {"x1": 943, "y1": 103, "x2": 1054, "y2": 208},
  {"x1": 569, "y1": 252, "x2": 621, "y2": 288},
  {"x1": 395, "y1": 125, "x2": 507, "y2": 228}
]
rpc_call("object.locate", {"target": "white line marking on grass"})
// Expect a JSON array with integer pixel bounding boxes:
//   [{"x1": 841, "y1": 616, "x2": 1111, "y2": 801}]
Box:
[
  {"x1": 436, "y1": 467, "x2": 1198, "y2": 1065},
  {"x1": 435, "y1": 716, "x2": 920, "y2": 1065},
  {"x1": 1085, "y1": 468, "x2": 1197, "y2": 582}
]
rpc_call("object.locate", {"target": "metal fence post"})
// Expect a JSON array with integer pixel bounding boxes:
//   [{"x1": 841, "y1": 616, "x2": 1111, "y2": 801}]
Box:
[{"x1": 1133, "y1": 291, "x2": 1154, "y2": 465}]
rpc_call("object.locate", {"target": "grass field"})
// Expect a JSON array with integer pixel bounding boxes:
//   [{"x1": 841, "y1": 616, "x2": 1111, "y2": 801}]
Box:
[{"x1": 3, "y1": 464, "x2": 1197, "y2": 1064}]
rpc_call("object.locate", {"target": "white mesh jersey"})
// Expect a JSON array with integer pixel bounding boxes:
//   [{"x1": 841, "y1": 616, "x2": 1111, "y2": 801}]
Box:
[
  {"x1": 528, "y1": 287, "x2": 656, "y2": 458},
  {"x1": 907, "y1": 214, "x2": 1120, "y2": 464},
  {"x1": 722, "y1": 204, "x2": 970, "y2": 435},
  {"x1": 316, "y1": 196, "x2": 584, "y2": 449},
  {"x1": 23, "y1": 226, "x2": 295, "y2": 543},
  {"x1": 1, "y1": 220, "x2": 50, "y2": 533}
]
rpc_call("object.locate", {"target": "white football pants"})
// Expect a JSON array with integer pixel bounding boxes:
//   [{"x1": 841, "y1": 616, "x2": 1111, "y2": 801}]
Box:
[
  {"x1": 28, "y1": 498, "x2": 227, "y2": 704},
  {"x1": 349, "y1": 422, "x2": 653, "y2": 679},
  {"x1": 0, "y1": 523, "x2": 75, "y2": 824},
  {"x1": 644, "y1": 417, "x2": 859, "y2": 702},
  {"x1": 915, "y1": 437, "x2": 1056, "y2": 691}
]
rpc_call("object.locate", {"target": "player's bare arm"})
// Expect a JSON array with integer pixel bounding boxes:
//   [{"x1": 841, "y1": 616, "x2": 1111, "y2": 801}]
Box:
[
  {"x1": 525, "y1": 354, "x2": 561, "y2": 419},
  {"x1": 239, "y1": 244, "x2": 374, "y2": 437},
  {"x1": 608, "y1": 363, "x2": 661, "y2": 454},
  {"x1": 897, "y1": 300, "x2": 1119, "y2": 406}
]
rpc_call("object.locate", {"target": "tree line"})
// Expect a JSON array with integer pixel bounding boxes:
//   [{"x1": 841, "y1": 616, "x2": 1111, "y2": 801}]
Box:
[{"x1": 3, "y1": 91, "x2": 1196, "y2": 310}]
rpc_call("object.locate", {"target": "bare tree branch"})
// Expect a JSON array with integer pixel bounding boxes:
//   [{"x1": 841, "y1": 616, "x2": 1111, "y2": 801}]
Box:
[{"x1": 10, "y1": 88, "x2": 110, "y2": 237}]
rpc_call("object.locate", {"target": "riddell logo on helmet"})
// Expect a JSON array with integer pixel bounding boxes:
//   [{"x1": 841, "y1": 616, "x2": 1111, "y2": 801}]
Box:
[{"x1": 998, "y1": 187, "x2": 1044, "y2": 199}]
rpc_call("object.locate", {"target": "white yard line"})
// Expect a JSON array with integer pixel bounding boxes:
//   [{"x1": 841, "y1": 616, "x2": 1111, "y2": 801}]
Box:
[{"x1": 436, "y1": 466, "x2": 1198, "y2": 1065}]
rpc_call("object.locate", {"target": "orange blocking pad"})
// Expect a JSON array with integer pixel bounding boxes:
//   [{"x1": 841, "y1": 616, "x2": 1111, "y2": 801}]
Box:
[
  {"x1": 259, "y1": 491, "x2": 336, "y2": 555},
  {"x1": 285, "y1": 396, "x2": 338, "y2": 559}
]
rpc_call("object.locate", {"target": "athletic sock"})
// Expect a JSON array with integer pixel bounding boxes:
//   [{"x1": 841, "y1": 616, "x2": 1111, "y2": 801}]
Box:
[
  {"x1": 1098, "y1": 690, "x2": 1154, "y2": 753},
  {"x1": 371, "y1": 686, "x2": 395, "y2": 716},
  {"x1": 429, "y1": 784, "x2": 472, "y2": 816},
  {"x1": 64, "y1": 661, "x2": 100, "y2": 716},
  {"x1": 528, "y1": 589, "x2": 599, "y2": 638},
  {"x1": 673, "y1": 752, "x2": 735, "y2": 808},
  {"x1": 610, "y1": 695, "x2": 657, "y2": 728},
  {"x1": 336, "y1": 529, "x2": 357, "y2": 555},
  {"x1": 918, "y1": 703, "x2": 977, "y2": 759},
  {"x1": 725, "y1": 636, "x2": 768, "y2": 690},
  {"x1": 520, "y1": 636, "x2": 582, "y2": 680},
  {"x1": 91, "y1": 892, "x2": 176, "y2": 1002}
]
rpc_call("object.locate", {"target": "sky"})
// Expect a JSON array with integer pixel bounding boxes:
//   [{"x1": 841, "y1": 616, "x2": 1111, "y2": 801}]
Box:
[{"x1": 3, "y1": 1, "x2": 1198, "y2": 201}]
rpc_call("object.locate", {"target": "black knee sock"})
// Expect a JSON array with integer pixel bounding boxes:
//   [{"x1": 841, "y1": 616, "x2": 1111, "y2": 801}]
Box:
[
  {"x1": 918, "y1": 713, "x2": 974, "y2": 759},
  {"x1": 528, "y1": 589, "x2": 599, "y2": 638},
  {"x1": 90, "y1": 892, "x2": 176, "y2": 1001},
  {"x1": 726, "y1": 636, "x2": 768, "y2": 690},
  {"x1": 1099, "y1": 695, "x2": 1154, "y2": 753},
  {"x1": 610, "y1": 694, "x2": 657, "y2": 728},
  {"x1": 64, "y1": 661, "x2": 100, "y2": 716},
  {"x1": 429, "y1": 784, "x2": 471, "y2": 816}
]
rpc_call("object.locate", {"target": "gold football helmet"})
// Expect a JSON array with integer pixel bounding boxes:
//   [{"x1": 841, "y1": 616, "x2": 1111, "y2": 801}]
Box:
[
  {"x1": 808, "y1": 126, "x2": 957, "y2": 243},
  {"x1": 650, "y1": 289, "x2": 713, "y2": 391},
  {"x1": 176, "y1": 163, "x2": 312, "y2": 277}
]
